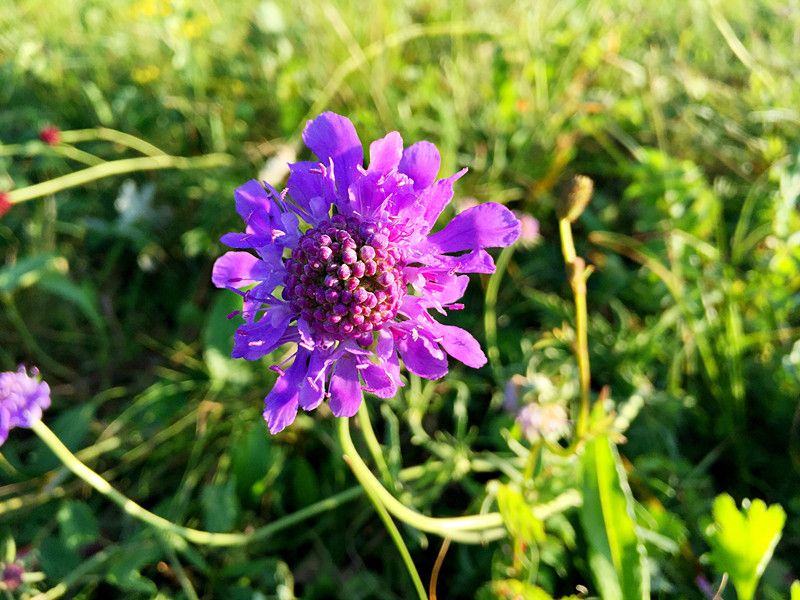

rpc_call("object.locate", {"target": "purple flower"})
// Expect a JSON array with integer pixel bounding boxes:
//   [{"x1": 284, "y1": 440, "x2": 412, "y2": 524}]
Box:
[
  {"x1": 213, "y1": 112, "x2": 520, "y2": 433},
  {"x1": 0, "y1": 366, "x2": 51, "y2": 445}
]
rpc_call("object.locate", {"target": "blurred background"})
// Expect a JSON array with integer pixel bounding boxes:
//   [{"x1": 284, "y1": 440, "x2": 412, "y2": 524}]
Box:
[{"x1": 1, "y1": 0, "x2": 799, "y2": 598}]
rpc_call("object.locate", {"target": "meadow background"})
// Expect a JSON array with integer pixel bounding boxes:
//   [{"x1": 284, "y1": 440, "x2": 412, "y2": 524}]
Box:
[{"x1": 1, "y1": 0, "x2": 799, "y2": 598}]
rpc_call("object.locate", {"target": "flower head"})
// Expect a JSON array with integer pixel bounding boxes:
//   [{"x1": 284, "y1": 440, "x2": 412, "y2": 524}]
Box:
[
  {"x1": 39, "y1": 126, "x2": 61, "y2": 146},
  {"x1": 1, "y1": 563, "x2": 24, "y2": 591},
  {"x1": 0, "y1": 366, "x2": 51, "y2": 445},
  {"x1": 516, "y1": 402, "x2": 569, "y2": 443},
  {"x1": 213, "y1": 112, "x2": 520, "y2": 433}
]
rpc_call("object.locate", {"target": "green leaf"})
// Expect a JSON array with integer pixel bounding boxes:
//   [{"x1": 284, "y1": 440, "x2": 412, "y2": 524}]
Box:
[
  {"x1": 105, "y1": 543, "x2": 161, "y2": 595},
  {"x1": 36, "y1": 271, "x2": 104, "y2": 330},
  {"x1": 580, "y1": 423, "x2": 649, "y2": 599},
  {"x1": 704, "y1": 493, "x2": 786, "y2": 600},
  {"x1": 201, "y1": 480, "x2": 241, "y2": 533},
  {"x1": 496, "y1": 483, "x2": 545, "y2": 545},
  {"x1": 203, "y1": 291, "x2": 252, "y2": 386},
  {"x1": 38, "y1": 537, "x2": 80, "y2": 581},
  {"x1": 230, "y1": 423, "x2": 284, "y2": 507},
  {"x1": 57, "y1": 501, "x2": 99, "y2": 552}
]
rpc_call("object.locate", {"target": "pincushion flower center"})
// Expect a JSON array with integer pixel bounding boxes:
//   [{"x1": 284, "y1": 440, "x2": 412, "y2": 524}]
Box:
[{"x1": 283, "y1": 214, "x2": 406, "y2": 341}]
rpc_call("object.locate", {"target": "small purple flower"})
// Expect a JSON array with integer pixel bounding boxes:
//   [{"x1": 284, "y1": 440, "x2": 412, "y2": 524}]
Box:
[
  {"x1": 1, "y1": 562, "x2": 24, "y2": 591},
  {"x1": 0, "y1": 366, "x2": 51, "y2": 445},
  {"x1": 213, "y1": 112, "x2": 520, "y2": 433}
]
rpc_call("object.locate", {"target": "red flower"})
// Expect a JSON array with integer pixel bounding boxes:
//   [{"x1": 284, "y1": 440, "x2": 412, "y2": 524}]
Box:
[
  {"x1": 39, "y1": 126, "x2": 61, "y2": 146},
  {"x1": 0, "y1": 192, "x2": 11, "y2": 218}
]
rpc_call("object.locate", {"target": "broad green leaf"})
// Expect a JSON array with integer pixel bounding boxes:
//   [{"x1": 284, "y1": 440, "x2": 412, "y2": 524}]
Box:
[
  {"x1": 203, "y1": 291, "x2": 252, "y2": 386},
  {"x1": 39, "y1": 537, "x2": 80, "y2": 581},
  {"x1": 497, "y1": 483, "x2": 545, "y2": 545},
  {"x1": 105, "y1": 544, "x2": 162, "y2": 595},
  {"x1": 704, "y1": 494, "x2": 786, "y2": 600},
  {"x1": 231, "y1": 423, "x2": 284, "y2": 507},
  {"x1": 57, "y1": 501, "x2": 99, "y2": 552},
  {"x1": 36, "y1": 271, "x2": 104, "y2": 330},
  {"x1": 201, "y1": 481, "x2": 241, "y2": 532},
  {"x1": 580, "y1": 417, "x2": 649, "y2": 600}
]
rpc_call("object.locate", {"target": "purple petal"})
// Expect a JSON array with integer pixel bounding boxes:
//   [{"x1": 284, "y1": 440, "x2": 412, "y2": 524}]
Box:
[
  {"x1": 263, "y1": 350, "x2": 310, "y2": 434},
  {"x1": 303, "y1": 112, "x2": 363, "y2": 198},
  {"x1": 286, "y1": 161, "x2": 336, "y2": 217},
  {"x1": 232, "y1": 307, "x2": 292, "y2": 360},
  {"x1": 398, "y1": 141, "x2": 440, "y2": 190},
  {"x1": 431, "y1": 323, "x2": 487, "y2": 368},
  {"x1": 419, "y1": 168, "x2": 467, "y2": 231},
  {"x1": 418, "y1": 249, "x2": 496, "y2": 274},
  {"x1": 220, "y1": 232, "x2": 273, "y2": 249},
  {"x1": 299, "y1": 351, "x2": 332, "y2": 410},
  {"x1": 212, "y1": 252, "x2": 273, "y2": 289},
  {"x1": 368, "y1": 131, "x2": 403, "y2": 175},
  {"x1": 396, "y1": 330, "x2": 448, "y2": 380},
  {"x1": 328, "y1": 353, "x2": 363, "y2": 417},
  {"x1": 234, "y1": 180, "x2": 272, "y2": 227},
  {"x1": 427, "y1": 203, "x2": 521, "y2": 253},
  {"x1": 358, "y1": 358, "x2": 396, "y2": 398}
]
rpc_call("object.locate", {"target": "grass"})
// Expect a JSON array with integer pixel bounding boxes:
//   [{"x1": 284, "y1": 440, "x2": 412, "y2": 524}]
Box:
[{"x1": 1, "y1": 0, "x2": 799, "y2": 598}]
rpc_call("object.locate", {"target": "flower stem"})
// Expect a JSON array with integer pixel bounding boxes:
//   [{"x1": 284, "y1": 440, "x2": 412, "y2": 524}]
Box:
[
  {"x1": 338, "y1": 408, "x2": 506, "y2": 544},
  {"x1": 558, "y1": 216, "x2": 592, "y2": 438},
  {"x1": 30, "y1": 420, "x2": 360, "y2": 547},
  {"x1": 341, "y1": 420, "x2": 427, "y2": 600},
  {"x1": 57, "y1": 127, "x2": 168, "y2": 157},
  {"x1": 357, "y1": 402, "x2": 392, "y2": 485},
  {"x1": 8, "y1": 153, "x2": 233, "y2": 205}
]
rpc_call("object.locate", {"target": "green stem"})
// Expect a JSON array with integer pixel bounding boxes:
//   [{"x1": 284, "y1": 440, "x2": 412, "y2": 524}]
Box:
[
  {"x1": 558, "y1": 217, "x2": 591, "y2": 437},
  {"x1": 357, "y1": 402, "x2": 392, "y2": 484},
  {"x1": 338, "y1": 408, "x2": 505, "y2": 544},
  {"x1": 8, "y1": 153, "x2": 233, "y2": 204},
  {"x1": 0, "y1": 142, "x2": 103, "y2": 166},
  {"x1": 341, "y1": 421, "x2": 427, "y2": 599},
  {"x1": 58, "y1": 127, "x2": 168, "y2": 157},
  {"x1": 30, "y1": 420, "x2": 360, "y2": 547},
  {"x1": 484, "y1": 246, "x2": 515, "y2": 384}
]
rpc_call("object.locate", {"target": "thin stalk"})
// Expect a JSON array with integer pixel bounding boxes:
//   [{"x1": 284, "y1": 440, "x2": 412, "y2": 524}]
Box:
[
  {"x1": 357, "y1": 402, "x2": 392, "y2": 485},
  {"x1": 30, "y1": 420, "x2": 360, "y2": 547},
  {"x1": 338, "y1": 408, "x2": 505, "y2": 544},
  {"x1": 58, "y1": 127, "x2": 168, "y2": 157},
  {"x1": 558, "y1": 217, "x2": 591, "y2": 437},
  {"x1": 31, "y1": 546, "x2": 118, "y2": 600},
  {"x1": 8, "y1": 153, "x2": 233, "y2": 205},
  {"x1": 341, "y1": 422, "x2": 426, "y2": 599}
]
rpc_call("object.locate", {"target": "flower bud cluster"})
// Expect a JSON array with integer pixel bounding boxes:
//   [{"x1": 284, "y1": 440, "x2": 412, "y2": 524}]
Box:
[{"x1": 283, "y1": 215, "x2": 405, "y2": 341}]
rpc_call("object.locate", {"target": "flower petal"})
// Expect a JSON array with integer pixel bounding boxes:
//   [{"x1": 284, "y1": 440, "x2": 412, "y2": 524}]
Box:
[
  {"x1": 263, "y1": 350, "x2": 309, "y2": 434},
  {"x1": 303, "y1": 112, "x2": 363, "y2": 198},
  {"x1": 212, "y1": 252, "x2": 273, "y2": 289},
  {"x1": 398, "y1": 141, "x2": 440, "y2": 190},
  {"x1": 430, "y1": 323, "x2": 487, "y2": 368},
  {"x1": 397, "y1": 330, "x2": 448, "y2": 380},
  {"x1": 299, "y1": 351, "x2": 332, "y2": 410},
  {"x1": 368, "y1": 131, "x2": 403, "y2": 175},
  {"x1": 286, "y1": 161, "x2": 336, "y2": 218},
  {"x1": 328, "y1": 353, "x2": 363, "y2": 417},
  {"x1": 426, "y1": 202, "x2": 521, "y2": 252},
  {"x1": 418, "y1": 168, "x2": 468, "y2": 231},
  {"x1": 358, "y1": 358, "x2": 396, "y2": 398},
  {"x1": 232, "y1": 307, "x2": 293, "y2": 360}
]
